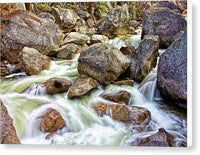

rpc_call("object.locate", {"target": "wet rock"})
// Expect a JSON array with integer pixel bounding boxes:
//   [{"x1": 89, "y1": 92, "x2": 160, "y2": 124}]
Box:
[
  {"x1": 102, "y1": 90, "x2": 131, "y2": 105},
  {"x1": 52, "y1": 7, "x2": 80, "y2": 31},
  {"x1": 130, "y1": 128, "x2": 175, "y2": 147},
  {"x1": 37, "y1": 12, "x2": 55, "y2": 21},
  {"x1": 112, "y1": 79, "x2": 134, "y2": 86},
  {"x1": 0, "y1": 101, "x2": 20, "y2": 144},
  {"x1": 120, "y1": 46, "x2": 135, "y2": 56},
  {"x1": 94, "y1": 102, "x2": 151, "y2": 125},
  {"x1": 68, "y1": 77, "x2": 99, "y2": 99},
  {"x1": 61, "y1": 32, "x2": 90, "y2": 46},
  {"x1": 91, "y1": 34, "x2": 109, "y2": 44},
  {"x1": 142, "y1": 7, "x2": 187, "y2": 48},
  {"x1": 78, "y1": 43, "x2": 130, "y2": 84},
  {"x1": 39, "y1": 108, "x2": 65, "y2": 132},
  {"x1": 43, "y1": 78, "x2": 72, "y2": 95},
  {"x1": 131, "y1": 35, "x2": 159, "y2": 82},
  {"x1": 1, "y1": 10, "x2": 64, "y2": 63},
  {"x1": 96, "y1": 4, "x2": 129, "y2": 39},
  {"x1": 157, "y1": 31, "x2": 187, "y2": 102},
  {"x1": 18, "y1": 47, "x2": 51, "y2": 75},
  {"x1": 56, "y1": 43, "x2": 80, "y2": 60}
]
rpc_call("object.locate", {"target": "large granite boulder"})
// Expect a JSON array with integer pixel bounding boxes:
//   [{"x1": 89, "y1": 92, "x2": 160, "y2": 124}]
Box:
[
  {"x1": 68, "y1": 77, "x2": 99, "y2": 99},
  {"x1": 94, "y1": 102, "x2": 151, "y2": 126},
  {"x1": 43, "y1": 78, "x2": 72, "y2": 95},
  {"x1": 52, "y1": 7, "x2": 80, "y2": 31},
  {"x1": 130, "y1": 128, "x2": 175, "y2": 147},
  {"x1": 1, "y1": 10, "x2": 64, "y2": 63},
  {"x1": 95, "y1": 4, "x2": 129, "y2": 39},
  {"x1": 39, "y1": 108, "x2": 65, "y2": 132},
  {"x1": 78, "y1": 43, "x2": 130, "y2": 84},
  {"x1": 102, "y1": 90, "x2": 131, "y2": 105},
  {"x1": 157, "y1": 31, "x2": 187, "y2": 102},
  {"x1": 0, "y1": 101, "x2": 20, "y2": 144},
  {"x1": 18, "y1": 47, "x2": 51, "y2": 75},
  {"x1": 142, "y1": 7, "x2": 187, "y2": 48},
  {"x1": 133, "y1": 35, "x2": 159, "y2": 82}
]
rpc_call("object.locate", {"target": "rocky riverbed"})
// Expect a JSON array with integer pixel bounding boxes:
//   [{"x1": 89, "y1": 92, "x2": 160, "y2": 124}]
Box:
[{"x1": 0, "y1": 1, "x2": 187, "y2": 146}]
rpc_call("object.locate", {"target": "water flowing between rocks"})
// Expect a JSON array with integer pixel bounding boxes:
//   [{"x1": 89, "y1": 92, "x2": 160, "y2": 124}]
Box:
[{"x1": 0, "y1": 36, "x2": 187, "y2": 146}]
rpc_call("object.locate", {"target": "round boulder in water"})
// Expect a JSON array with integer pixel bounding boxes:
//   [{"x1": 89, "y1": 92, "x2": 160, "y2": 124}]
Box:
[
  {"x1": 102, "y1": 90, "x2": 131, "y2": 105},
  {"x1": 38, "y1": 108, "x2": 65, "y2": 133},
  {"x1": 43, "y1": 78, "x2": 72, "y2": 95}
]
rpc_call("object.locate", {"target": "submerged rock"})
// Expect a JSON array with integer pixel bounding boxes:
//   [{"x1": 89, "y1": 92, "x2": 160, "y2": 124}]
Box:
[
  {"x1": 78, "y1": 43, "x2": 130, "y2": 84},
  {"x1": 94, "y1": 102, "x2": 151, "y2": 125},
  {"x1": 133, "y1": 35, "x2": 159, "y2": 82},
  {"x1": 96, "y1": 4, "x2": 129, "y2": 39},
  {"x1": 68, "y1": 77, "x2": 99, "y2": 99},
  {"x1": 130, "y1": 128, "x2": 175, "y2": 147},
  {"x1": 39, "y1": 108, "x2": 65, "y2": 132},
  {"x1": 52, "y1": 7, "x2": 80, "y2": 31},
  {"x1": 43, "y1": 78, "x2": 72, "y2": 95},
  {"x1": 18, "y1": 47, "x2": 51, "y2": 75},
  {"x1": 0, "y1": 101, "x2": 20, "y2": 144},
  {"x1": 142, "y1": 7, "x2": 186, "y2": 48},
  {"x1": 1, "y1": 10, "x2": 64, "y2": 63},
  {"x1": 157, "y1": 31, "x2": 187, "y2": 102},
  {"x1": 102, "y1": 90, "x2": 131, "y2": 105}
]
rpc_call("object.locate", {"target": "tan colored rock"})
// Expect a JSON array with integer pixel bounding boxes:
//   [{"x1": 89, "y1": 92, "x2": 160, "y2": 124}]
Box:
[
  {"x1": 112, "y1": 79, "x2": 134, "y2": 86},
  {"x1": 102, "y1": 90, "x2": 131, "y2": 105},
  {"x1": 18, "y1": 47, "x2": 51, "y2": 75},
  {"x1": 43, "y1": 78, "x2": 72, "y2": 95},
  {"x1": 0, "y1": 101, "x2": 20, "y2": 144},
  {"x1": 68, "y1": 77, "x2": 99, "y2": 99},
  {"x1": 94, "y1": 102, "x2": 151, "y2": 125},
  {"x1": 39, "y1": 108, "x2": 65, "y2": 132}
]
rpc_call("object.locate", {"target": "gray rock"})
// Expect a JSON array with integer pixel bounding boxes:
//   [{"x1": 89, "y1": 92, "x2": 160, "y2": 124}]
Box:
[
  {"x1": 157, "y1": 31, "x2": 187, "y2": 101},
  {"x1": 142, "y1": 7, "x2": 187, "y2": 48},
  {"x1": 37, "y1": 12, "x2": 55, "y2": 21},
  {"x1": 52, "y1": 7, "x2": 80, "y2": 31},
  {"x1": 96, "y1": 4, "x2": 129, "y2": 38},
  {"x1": 1, "y1": 10, "x2": 64, "y2": 63},
  {"x1": 131, "y1": 35, "x2": 159, "y2": 82},
  {"x1": 78, "y1": 43, "x2": 130, "y2": 84}
]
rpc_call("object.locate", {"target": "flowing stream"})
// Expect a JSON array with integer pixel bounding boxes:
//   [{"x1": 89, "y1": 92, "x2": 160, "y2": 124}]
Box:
[{"x1": 0, "y1": 36, "x2": 187, "y2": 146}]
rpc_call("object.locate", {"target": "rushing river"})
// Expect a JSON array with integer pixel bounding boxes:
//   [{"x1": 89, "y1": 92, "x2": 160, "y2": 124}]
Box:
[{"x1": 0, "y1": 36, "x2": 187, "y2": 146}]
